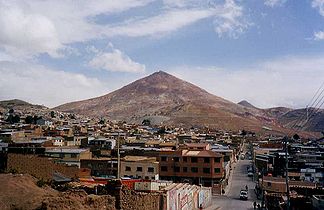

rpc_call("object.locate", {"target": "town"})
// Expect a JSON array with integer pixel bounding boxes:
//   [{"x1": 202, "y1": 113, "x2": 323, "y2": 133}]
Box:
[{"x1": 0, "y1": 101, "x2": 323, "y2": 210}]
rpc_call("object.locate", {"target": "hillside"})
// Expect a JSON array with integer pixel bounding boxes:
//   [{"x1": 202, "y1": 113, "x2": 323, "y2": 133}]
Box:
[
  {"x1": 0, "y1": 99, "x2": 47, "y2": 112},
  {"x1": 55, "y1": 71, "x2": 275, "y2": 131}
]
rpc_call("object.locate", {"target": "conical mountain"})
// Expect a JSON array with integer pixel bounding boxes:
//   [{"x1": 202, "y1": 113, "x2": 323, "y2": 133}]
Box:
[{"x1": 55, "y1": 71, "x2": 270, "y2": 130}]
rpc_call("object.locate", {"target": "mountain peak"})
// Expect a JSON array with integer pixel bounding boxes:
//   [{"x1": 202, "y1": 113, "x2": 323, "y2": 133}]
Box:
[{"x1": 238, "y1": 100, "x2": 258, "y2": 109}]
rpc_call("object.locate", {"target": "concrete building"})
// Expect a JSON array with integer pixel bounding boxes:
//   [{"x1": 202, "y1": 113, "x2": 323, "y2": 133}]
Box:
[
  {"x1": 80, "y1": 157, "x2": 117, "y2": 177},
  {"x1": 45, "y1": 148, "x2": 92, "y2": 167},
  {"x1": 159, "y1": 149, "x2": 224, "y2": 187},
  {"x1": 121, "y1": 156, "x2": 159, "y2": 180}
]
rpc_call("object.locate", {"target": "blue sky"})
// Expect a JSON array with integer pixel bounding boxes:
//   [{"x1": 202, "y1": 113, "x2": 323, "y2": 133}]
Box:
[{"x1": 1, "y1": 0, "x2": 324, "y2": 108}]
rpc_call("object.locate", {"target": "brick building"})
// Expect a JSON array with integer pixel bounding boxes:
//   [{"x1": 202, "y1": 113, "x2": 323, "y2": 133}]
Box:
[{"x1": 159, "y1": 149, "x2": 224, "y2": 186}]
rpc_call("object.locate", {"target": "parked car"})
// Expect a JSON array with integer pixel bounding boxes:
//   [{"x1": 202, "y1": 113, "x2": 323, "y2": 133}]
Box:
[
  {"x1": 248, "y1": 172, "x2": 254, "y2": 177},
  {"x1": 240, "y1": 189, "x2": 248, "y2": 200}
]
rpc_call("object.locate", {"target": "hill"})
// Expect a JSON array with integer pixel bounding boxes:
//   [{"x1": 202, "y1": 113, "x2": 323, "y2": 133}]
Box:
[
  {"x1": 55, "y1": 71, "x2": 277, "y2": 131},
  {"x1": 0, "y1": 99, "x2": 46, "y2": 112},
  {"x1": 238, "y1": 100, "x2": 259, "y2": 109}
]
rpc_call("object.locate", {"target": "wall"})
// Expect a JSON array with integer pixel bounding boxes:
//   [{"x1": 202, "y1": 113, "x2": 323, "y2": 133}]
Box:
[
  {"x1": 7, "y1": 153, "x2": 83, "y2": 181},
  {"x1": 120, "y1": 188, "x2": 166, "y2": 210},
  {"x1": 121, "y1": 160, "x2": 159, "y2": 180}
]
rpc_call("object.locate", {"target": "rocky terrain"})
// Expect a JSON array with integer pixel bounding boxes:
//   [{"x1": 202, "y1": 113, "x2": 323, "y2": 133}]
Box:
[
  {"x1": 0, "y1": 174, "x2": 115, "y2": 210},
  {"x1": 55, "y1": 71, "x2": 273, "y2": 131},
  {"x1": 54, "y1": 71, "x2": 324, "y2": 133}
]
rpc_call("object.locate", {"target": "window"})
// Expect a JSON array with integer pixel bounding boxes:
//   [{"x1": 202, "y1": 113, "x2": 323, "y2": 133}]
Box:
[
  {"x1": 214, "y1": 168, "x2": 220, "y2": 173},
  {"x1": 203, "y1": 168, "x2": 210, "y2": 174},
  {"x1": 174, "y1": 157, "x2": 180, "y2": 162},
  {"x1": 137, "y1": 167, "x2": 143, "y2": 172},
  {"x1": 125, "y1": 166, "x2": 131, "y2": 171},
  {"x1": 71, "y1": 153, "x2": 77, "y2": 158},
  {"x1": 183, "y1": 157, "x2": 187, "y2": 162},
  {"x1": 148, "y1": 167, "x2": 154, "y2": 173},
  {"x1": 224, "y1": 156, "x2": 230, "y2": 162},
  {"x1": 183, "y1": 167, "x2": 188, "y2": 172},
  {"x1": 191, "y1": 157, "x2": 198, "y2": 163},
  {"x1": 191, "y1": 167, "x2": 198, "y2": 173},
  {"x1": 161, "y1": 156, "x2": 167, "y2": 161},
  {"x1": 145, "y1": 176, "x2": 149, "y2": 180},
  {"x1": 214, "y1": 157, "x2": 221, "y2": 163},
  {"x1": 113, "y1": 163, "x2": 118, "y2": 168},
  {"x1": 161, "y1": 166, "x2": 168, "y2": 172},
  {"x1": 204, "y1": 158, "x2": 210, "y2": 163},
  {"x1": 174, "y1": 166, "x2": 180, "y2": 172}
]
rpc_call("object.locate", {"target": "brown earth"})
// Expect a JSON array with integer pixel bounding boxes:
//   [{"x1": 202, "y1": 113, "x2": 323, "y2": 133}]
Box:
[
  {"x1": 0, "y1": 174, "x2": 115, "y2": 210},
  {"x1": 55, "y1": 71, "x2": 276, "y2": 132}
]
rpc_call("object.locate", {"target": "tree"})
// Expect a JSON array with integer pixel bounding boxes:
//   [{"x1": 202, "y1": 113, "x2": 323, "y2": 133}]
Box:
[
  {"x1": 142, "y1": 119, "x2": 151, "y2": 126},
  {"x1": 292, "y1": 134, "x2": 300, "y2": 140},
  {"x1": 25, "y1": 115, "x2": 34, "y2": 124},
  {"x1": 50, "y1": 111, "x2": 55, "y2": 118},
  {"x1": 6, "y1": 114, "x2": 20, "y2": 124}
]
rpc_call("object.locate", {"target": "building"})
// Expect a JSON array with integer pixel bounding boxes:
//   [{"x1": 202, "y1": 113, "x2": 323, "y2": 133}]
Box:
[
  {"x1": 121, "y1": 156, "x2": 159, "y2": 180},
  {"x1": 80, "y1": 157, "x2": 117, "y2": 177},
  {"x1": 159, "y1": 149, "x2": 224, "y2": 187},
  {"x1": 45, "y1": 148, "x2": 92, "y2": 167},
  {"x1": 89, "y1": 137, "x2": 116, "y2": 150}
]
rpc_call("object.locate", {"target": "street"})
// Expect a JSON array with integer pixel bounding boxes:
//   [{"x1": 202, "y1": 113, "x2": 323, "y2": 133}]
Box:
[{"x1": 206, "y1": 159, "x2": 258, "y2": 210}]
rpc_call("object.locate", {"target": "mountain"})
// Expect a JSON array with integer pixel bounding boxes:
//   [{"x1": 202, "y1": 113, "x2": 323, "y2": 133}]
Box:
[
  {"x1": 55, "y1": 71, "x2": 271, "y2": 131},
  {"x1": 0, "y1": 99, "x2": 46, "y2": 113},
  {"x1": 238, "y1": 100, "x2": 259, "y2": 109},
  {"x1": 277, "y1": 108, "x2": 324, "y2": 133},
  {"x1": 55, "y1": 71, "x2": 323, "y2": 133}
]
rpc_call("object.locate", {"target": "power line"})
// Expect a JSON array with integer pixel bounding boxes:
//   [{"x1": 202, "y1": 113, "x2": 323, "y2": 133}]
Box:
[{"x1": 288, "y1": 81, "x2": 324, "y2": 135}]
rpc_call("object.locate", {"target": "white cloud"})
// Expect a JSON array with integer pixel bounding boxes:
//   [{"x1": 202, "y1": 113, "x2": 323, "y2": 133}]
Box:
[
  {"x1": 89, "y1": 46, "x2": 145, "y2": 73},
  {"x1": 108, "y1": 0, "x2": 250, "y2": 39},
  {"x1": 0, "y1": 61, "x2": 108, "y2": 107},
  {"x1": 0, "y1": 1, "x2": 62, "y2": 58},
  {"x1": 314, "y1": 30, "x2": 324, "y2": 40},
  {"x1": 107, "y1": 9, "x2": 214, "y2": 37},
  {"x1": 213, "y1": 0, "x2": 251, "y2": 38},
  {"x1": 0, "y1": 0, "x2": 153, "y2": 58},
  {"x1": 312, "y1": 0, "x2": 324, "y2": 16},
  {"x1": 0, "y1": 0, "x2": 250, "y2": 59},
  {"x1": 168, "y1": 55, "x2": 324, "y2": 108},
  {"x1": 264, "y1": 0, "x2": 287, "y2": 7}
]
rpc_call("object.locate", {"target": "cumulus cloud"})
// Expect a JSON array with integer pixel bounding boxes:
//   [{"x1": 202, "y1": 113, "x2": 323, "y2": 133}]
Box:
[
  {"x1": 312, "y1": 0, "x2": 324, "y2": 16},
  {"x1": 264, "y1": 0, "x2": 287, "y2": 7},
  {"x1": 0, "y1": 1, "x2": 62, "y2": 57},
  {"x1": 168, "y1": 55, "x2": 324, "y2": 108},
  {"x1": 0, "y1": 61, "x2": 108, "y2": 107},
  {"x1": 0, "y1": 0, "x2": 153, "y2": 58},
  {"x1": 314, "y1": 30, "x2": 324, "y2": 40},
  {"x1": 213, "y1": 0, "x2": 251, "y2": 38},
  {"x1": 89, "y1": 45, "x2": 145, "y2": 73},
  {"x1": 0, "y1": 0, "x2": 251, "y2": 59}
]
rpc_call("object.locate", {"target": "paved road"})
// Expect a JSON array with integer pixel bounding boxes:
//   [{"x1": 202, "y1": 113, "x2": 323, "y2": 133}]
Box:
[{"x1": 206, "y1": 159, "x2": 258, "y2": 210}]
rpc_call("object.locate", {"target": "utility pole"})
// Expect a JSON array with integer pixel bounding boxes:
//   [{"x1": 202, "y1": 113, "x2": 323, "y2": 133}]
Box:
[
  {"x1": 117, "y1": 132, "x2": 120, "y2": 179},
  {"x1": 284, "y1": 136, "x2": 290, "y2": 210}
]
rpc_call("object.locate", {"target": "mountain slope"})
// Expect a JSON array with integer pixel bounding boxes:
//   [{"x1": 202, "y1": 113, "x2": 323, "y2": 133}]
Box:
[
  {"x1": 238, "y1": 100, "x2": 259, "y2": 109},
  {"x1": 56, "y1": 71, "x2": 269, "y2": 130},
  {"x1": 0, "y1": 99, "x2": 46, "y2": 112}
]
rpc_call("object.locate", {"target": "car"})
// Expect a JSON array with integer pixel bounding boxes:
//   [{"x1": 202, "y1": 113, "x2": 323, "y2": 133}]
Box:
[
  {"x1": 248, "y1": 172, "x2": 254, "y2": 177},
  {"x1": 240, "y1": 190, "x2": 248, "y2": 200}
]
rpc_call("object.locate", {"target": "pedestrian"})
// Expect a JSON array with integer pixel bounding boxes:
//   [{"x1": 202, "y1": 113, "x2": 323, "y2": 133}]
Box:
[
  {"x1": 257, "y1": 204, "x2": 260, "y2": 210},
  {"x1": 253, "y1": 201, "x2": 256, "y2": 209},
  {"x1": 245, "y1": 185, "x2": 248, "y2": 190}
]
